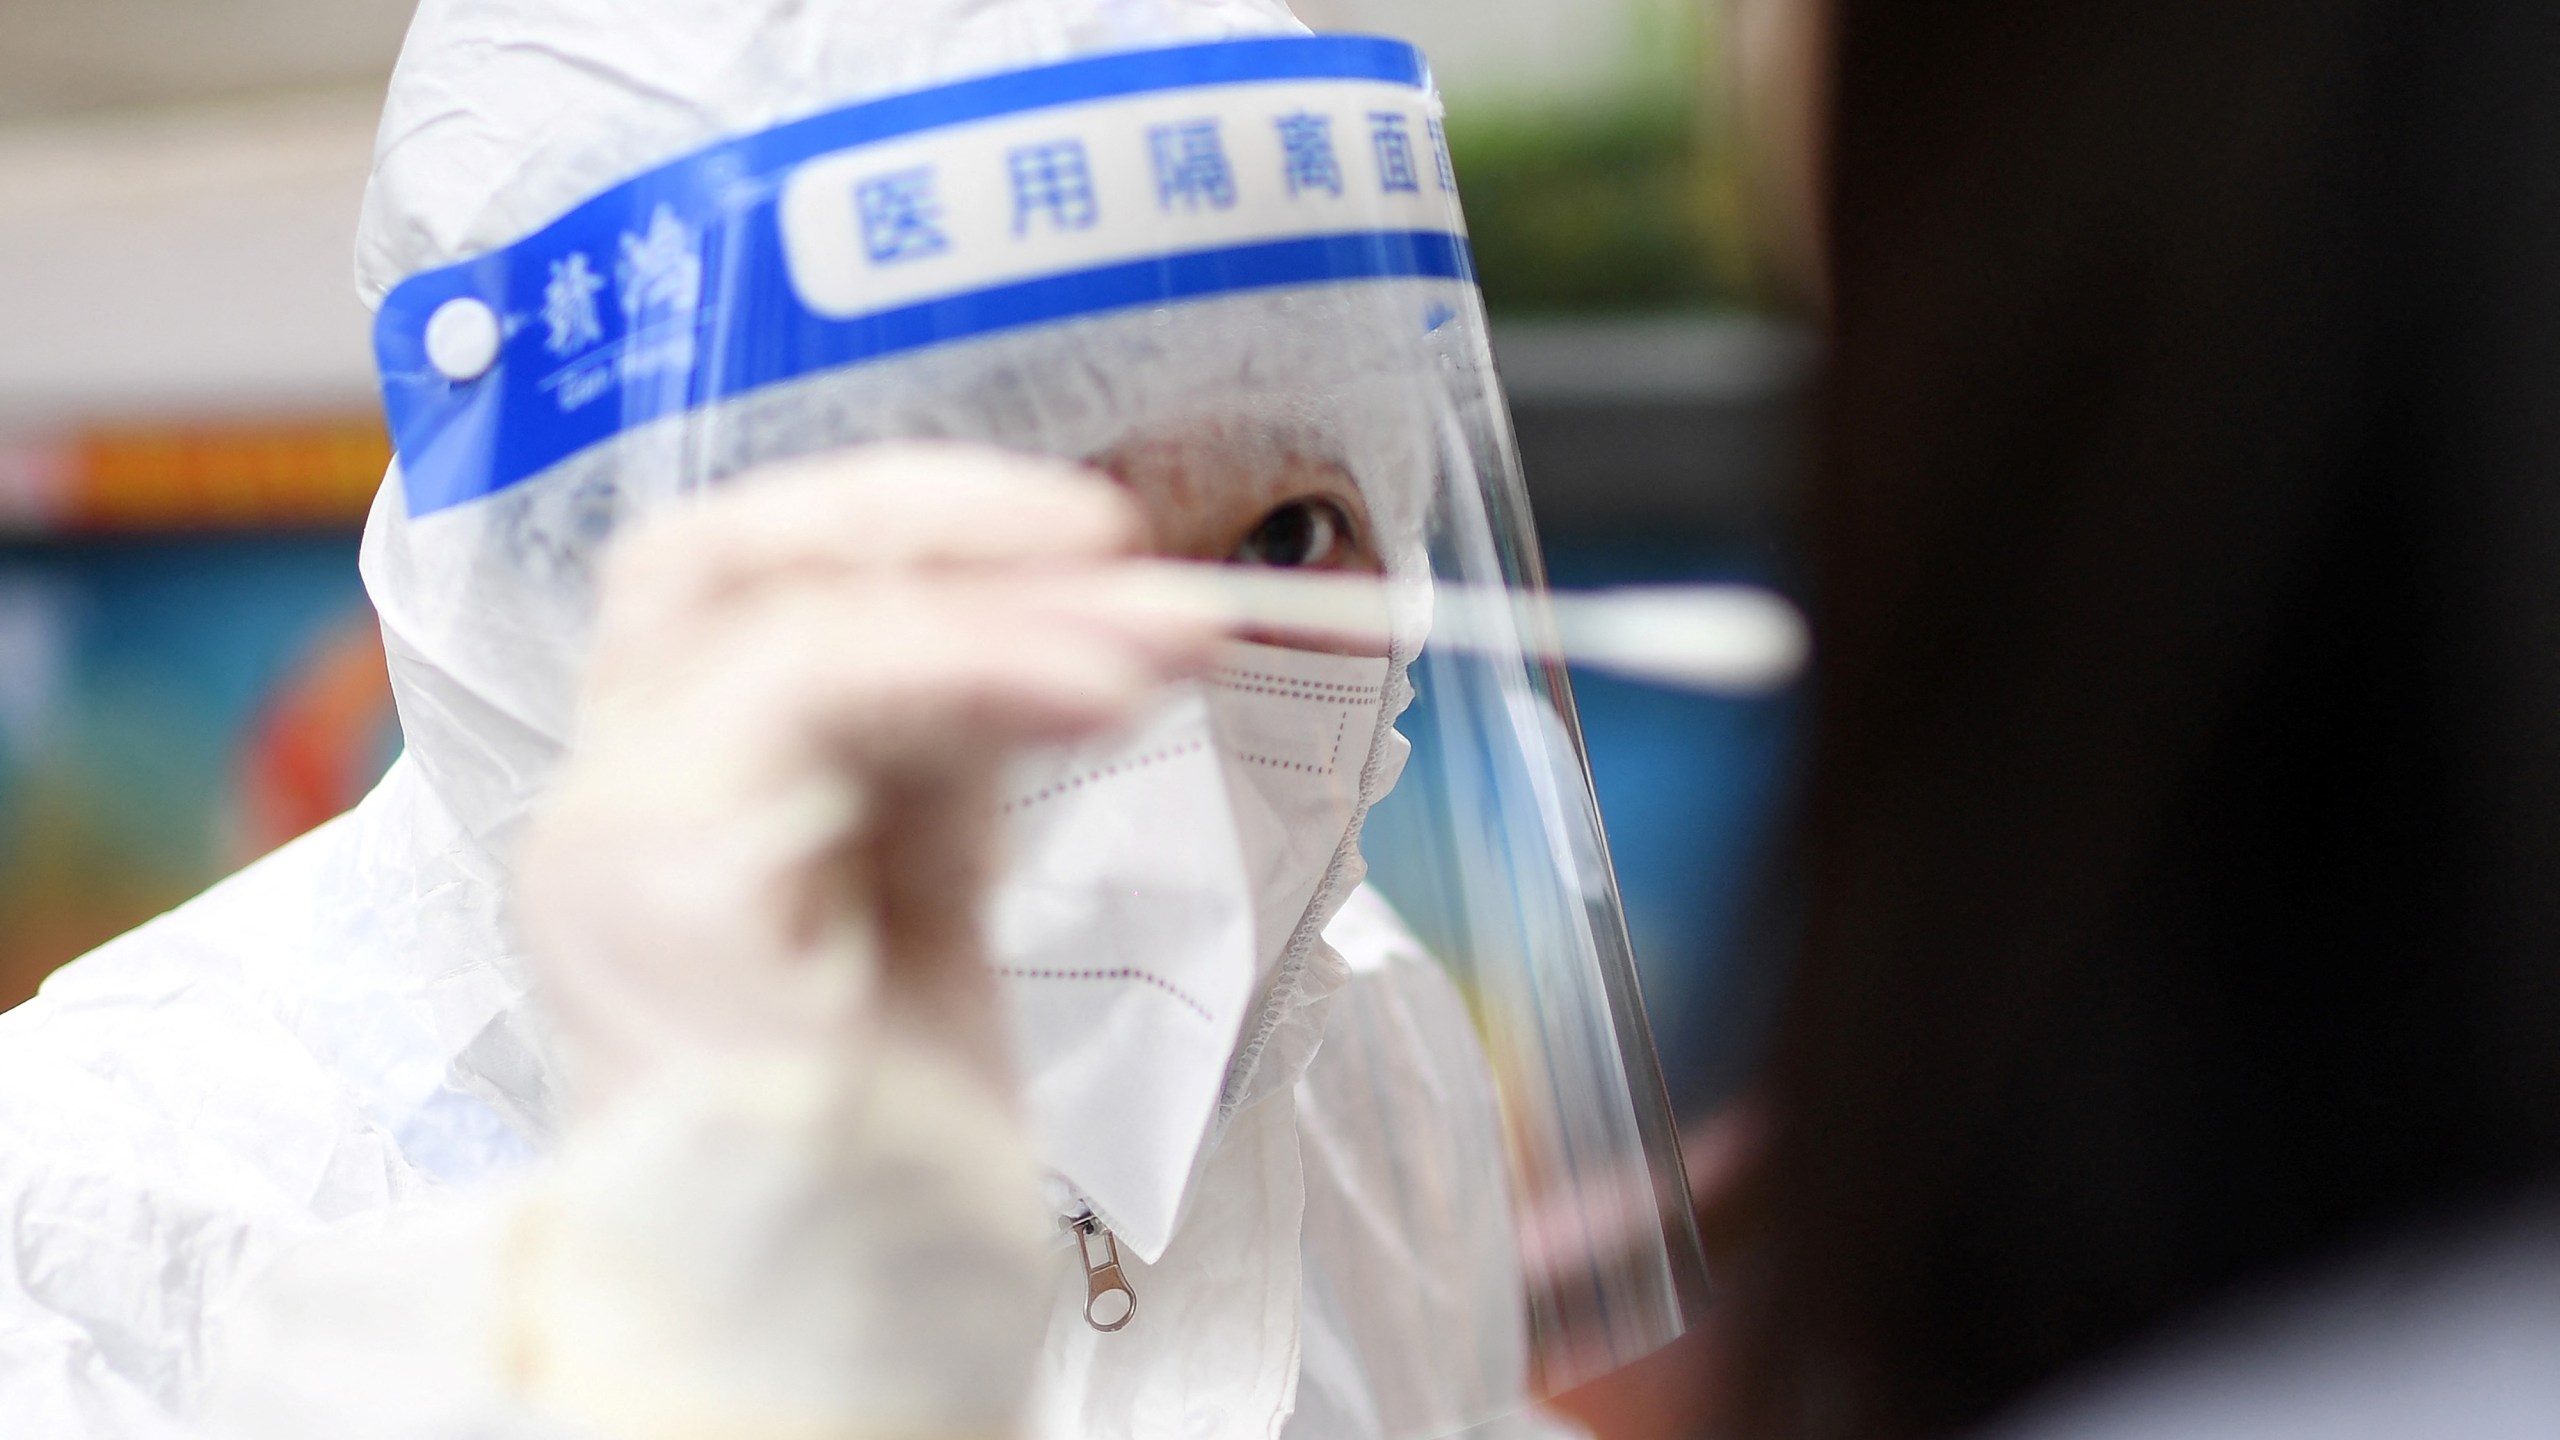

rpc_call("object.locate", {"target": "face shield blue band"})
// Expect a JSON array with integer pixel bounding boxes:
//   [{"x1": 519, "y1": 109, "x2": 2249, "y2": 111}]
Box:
[{"x1": 374, "y1": 35, "x2": 1473, "y2": 517}]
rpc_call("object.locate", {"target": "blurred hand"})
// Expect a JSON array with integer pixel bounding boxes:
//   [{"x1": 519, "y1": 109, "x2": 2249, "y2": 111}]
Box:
[{"x1": 519, "y1": 441, "x2": 1218, "y2": 1108}]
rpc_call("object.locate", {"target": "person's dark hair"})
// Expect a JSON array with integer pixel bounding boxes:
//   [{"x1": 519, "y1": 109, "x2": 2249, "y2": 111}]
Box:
[{"x1": 1729, "y1": 2, "x2": 2560, "y2": 1435}]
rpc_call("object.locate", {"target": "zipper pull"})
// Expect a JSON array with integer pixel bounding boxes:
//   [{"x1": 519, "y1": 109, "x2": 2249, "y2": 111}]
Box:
[{"x1": 1072, "y1": 1213, "x2": 1138, "y2": 1332}]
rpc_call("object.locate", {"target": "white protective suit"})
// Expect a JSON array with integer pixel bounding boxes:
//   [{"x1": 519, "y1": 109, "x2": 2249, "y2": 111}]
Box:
[{"x1": 0, "y1": 3, "x2": 1570, "y2": 1439}]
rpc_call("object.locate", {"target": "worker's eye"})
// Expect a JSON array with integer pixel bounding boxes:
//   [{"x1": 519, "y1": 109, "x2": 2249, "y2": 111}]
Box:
[{"x1": 1233, "y1": 498, "x2": 1352, "y2": 569}]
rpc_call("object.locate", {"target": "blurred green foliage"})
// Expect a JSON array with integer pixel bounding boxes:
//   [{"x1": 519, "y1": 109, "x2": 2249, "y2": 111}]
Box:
[{"x1": 1442, "y1": 8, "x2": 1769, "y2": 316}]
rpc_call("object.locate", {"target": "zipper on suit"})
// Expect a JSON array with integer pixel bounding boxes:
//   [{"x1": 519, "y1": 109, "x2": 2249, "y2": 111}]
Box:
[{"x1": 1065, "y1": 1203, "x2": 1138, "y2": 1332}]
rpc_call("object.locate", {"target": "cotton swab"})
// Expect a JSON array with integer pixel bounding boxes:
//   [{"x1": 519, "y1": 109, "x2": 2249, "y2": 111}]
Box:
[{"x1": 1149, "y1": 564, "x2": 1809, "y2": 696}]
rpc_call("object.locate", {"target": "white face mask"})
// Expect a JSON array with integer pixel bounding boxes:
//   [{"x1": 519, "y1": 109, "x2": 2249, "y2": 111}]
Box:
[{"x1": 986, "y1": 639, "x2": 1397, "y2": 1264}]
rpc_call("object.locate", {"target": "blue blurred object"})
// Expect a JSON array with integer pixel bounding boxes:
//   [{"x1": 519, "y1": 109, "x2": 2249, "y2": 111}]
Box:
[
  {"x1": 1358, "y1": 535, "x2": 1798, "y2": 1118},
  {"x1": 1490, "y1": 318, "x2": 1813, "y2": 1116},
  {"x1": 1543, "y1": 540, "x2": 1797, "y2": 1116}
]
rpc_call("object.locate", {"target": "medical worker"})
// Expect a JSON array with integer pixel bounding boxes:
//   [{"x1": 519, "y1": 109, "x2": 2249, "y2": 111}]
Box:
[{"x1": 0, "y1": 1, "x2": 1703, "y2": 1437}]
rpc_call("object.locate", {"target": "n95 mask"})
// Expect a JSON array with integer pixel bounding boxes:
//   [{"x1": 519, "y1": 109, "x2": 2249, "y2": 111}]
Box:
[{"x1": 988, "y1": 638, "x2": 1393, "y2": 1263}]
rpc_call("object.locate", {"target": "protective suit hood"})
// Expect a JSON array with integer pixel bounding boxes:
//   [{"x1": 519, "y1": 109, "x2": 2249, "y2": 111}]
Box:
[{"x1": 347, "y1": 2, "x2": 1496, "y2": 1316}]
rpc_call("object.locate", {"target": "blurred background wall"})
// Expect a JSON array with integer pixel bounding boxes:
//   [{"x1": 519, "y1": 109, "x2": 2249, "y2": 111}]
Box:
[{"x1": 0, "y1": 0, "x2": 1815, "y2": 1127}]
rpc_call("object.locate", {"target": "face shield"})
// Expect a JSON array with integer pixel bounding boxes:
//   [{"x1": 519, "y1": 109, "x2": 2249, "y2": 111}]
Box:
[{"x1": 373, "y1": 34, "x2": 1706, "y2": 1430}]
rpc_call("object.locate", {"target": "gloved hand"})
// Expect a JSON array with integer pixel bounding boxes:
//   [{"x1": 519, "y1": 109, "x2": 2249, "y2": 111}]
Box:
[
  {"x1": 520, "y1": 441, "x2": 1213, "y2": 1106},
  {"x1": 506, "y1": 442, "x2": 1217, "y2": 1439}
]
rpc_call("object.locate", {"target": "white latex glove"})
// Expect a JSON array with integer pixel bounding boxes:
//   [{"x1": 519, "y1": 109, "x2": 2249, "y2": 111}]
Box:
[{"x1": 505, "y1": 442, "x2": 1218, "y2": 1439}]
